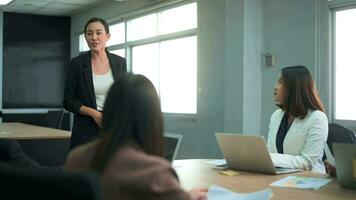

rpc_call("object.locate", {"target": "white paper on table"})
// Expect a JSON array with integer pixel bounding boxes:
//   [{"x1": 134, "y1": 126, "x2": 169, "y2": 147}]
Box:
[
  {"x1": 270, "y1": 176, "x2": 332, "y2": 190},
  {"x1": 205, "y1": 159, "x2": 227, "y2": 166},
  {"x1": 208, "y1": 185, "x2": 273, "y2": 200}
]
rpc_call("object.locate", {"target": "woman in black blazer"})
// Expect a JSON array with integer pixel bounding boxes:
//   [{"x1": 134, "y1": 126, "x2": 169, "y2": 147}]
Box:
[{"x1": 63, "y1": 17, "x2": 127, "y2": 149}]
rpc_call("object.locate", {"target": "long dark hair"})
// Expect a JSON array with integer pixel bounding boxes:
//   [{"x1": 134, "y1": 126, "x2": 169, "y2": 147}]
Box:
[
  {"x1": 278, "y1": 65, "x2": 324, "y2": 119},
  {"x1": 91, "y1": 74, "x2": 164, "y2": 173},
  {"x1": 84, "y1": 17, "x2": 110, "y2": 34}
]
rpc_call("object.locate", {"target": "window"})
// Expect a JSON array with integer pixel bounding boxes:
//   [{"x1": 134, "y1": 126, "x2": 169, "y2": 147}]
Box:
[
  {"x1": 334, "y1": 8, "x2": 356, "y2": 120},
  {"x1": 158, "y1": 3, "x2": 197, "y2": 35},
  {"x1": 79, "y1": 34, "x2": 89, "y2": 52},
  {"x1": 128, "y1": 14, "x2": 158, "y2": 41},
  {"x1": 111, "y1": 49, "x2": 126, "y2": 58},
  {"x1": 132, "y1": 36, "x2": 197, "y2": 114},
  {"x1": 107, "y1": 22, "x2": 125, "y2": 47},
  {"x1": 132, "y1": 43, "x2": 159, "y2": 90},
  {"x1": 78, "y1": 2, "x2": 198, "y2": 114},
  {"x1": 159, "y1": 36, "x2": 197, "y2": 114}
]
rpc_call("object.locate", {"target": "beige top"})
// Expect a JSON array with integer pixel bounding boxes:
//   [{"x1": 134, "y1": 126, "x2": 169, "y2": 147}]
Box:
[
  {"x1": 65, "y1": 141, "x2": 191, "y2": 200},
  {"x1": 92, "y1": 70, "x2": 114, "y2": 111}
]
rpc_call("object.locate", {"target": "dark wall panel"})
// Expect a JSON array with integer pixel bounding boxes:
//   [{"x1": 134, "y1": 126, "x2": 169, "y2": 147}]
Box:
[{"x1": 3, "y1": 13, "x2": 70, "y2": 108}]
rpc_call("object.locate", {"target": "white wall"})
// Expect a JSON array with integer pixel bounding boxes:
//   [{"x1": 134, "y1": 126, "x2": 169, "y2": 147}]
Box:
[
  {"x1": 242, "y1": 0, "x2": 263, "y2": 134},
  {"x1": 224, "y1": 0, "x2": 244, "y2": 133},
  {"x1": 224, "y1": 0, "x2": 263, "y2": 135}
]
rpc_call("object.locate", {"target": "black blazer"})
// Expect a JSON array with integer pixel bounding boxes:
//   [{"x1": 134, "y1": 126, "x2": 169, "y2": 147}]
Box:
[{"x1": 63, "y1": 51, "x2": 127, "y2": 149}]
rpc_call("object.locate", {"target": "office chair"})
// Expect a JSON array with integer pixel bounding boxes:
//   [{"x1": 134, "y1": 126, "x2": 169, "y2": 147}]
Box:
[
  {"x1": 0, "y1": 166, "x2": 102, "y2": 200},
  {"x1": 44, "y1": 109, "x2": 64, "y2": 129},
  {"x1": 327, "y1": 123, "x2": 356, "y2": 155}
]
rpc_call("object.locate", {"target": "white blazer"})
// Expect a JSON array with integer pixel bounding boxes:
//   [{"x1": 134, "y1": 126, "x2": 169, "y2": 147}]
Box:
[{"x1": 267, "y1": 109, "x2": 328, "y2": 173}]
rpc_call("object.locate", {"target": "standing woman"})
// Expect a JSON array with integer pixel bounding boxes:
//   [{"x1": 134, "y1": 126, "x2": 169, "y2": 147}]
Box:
[
  {"x1": 267, "y1": 66, "x2": 328, "y2": 173},
  {"x1": 64, "y1": 17, "x2": 127, "y2": 149}
]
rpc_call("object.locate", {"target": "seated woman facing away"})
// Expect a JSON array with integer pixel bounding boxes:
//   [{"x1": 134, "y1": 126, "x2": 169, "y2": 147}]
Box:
[
  {"x1": 65, "y1": 74, "x2": 207, "y2": 200},
  {"x1": 267, "y1": 65, "x2": 328, "y2": 174}
]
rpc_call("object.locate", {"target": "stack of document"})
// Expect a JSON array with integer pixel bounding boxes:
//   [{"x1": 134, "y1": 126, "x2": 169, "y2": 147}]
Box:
[
  {"x1": 270, "y1": 176, "x2": 332, "y2": 190},
  {"x1": 208, "y1": 185, "x2": 273, "y2": 200}
]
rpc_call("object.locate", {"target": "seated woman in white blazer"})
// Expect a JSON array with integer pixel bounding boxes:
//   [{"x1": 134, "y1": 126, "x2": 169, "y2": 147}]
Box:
[{"x1": 267, "y1": 65, "x2": 328, "y2": 174}]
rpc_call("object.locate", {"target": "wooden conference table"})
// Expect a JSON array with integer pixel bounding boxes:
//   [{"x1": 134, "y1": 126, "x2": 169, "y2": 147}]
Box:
[
  {"x1": 0, "y1": 122, "x2": 71, "y2": 166},
  {"x1": 173, "y1": 159, "x2": 356, "y2": 200},
  {"x1": 0, "y1": 122, "x2": 70, "y2": 140}
]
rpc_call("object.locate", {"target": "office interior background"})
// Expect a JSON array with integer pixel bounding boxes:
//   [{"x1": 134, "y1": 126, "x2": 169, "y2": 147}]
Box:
[{"x1": 0, "y1": 0, "x2": 355, "y2": 159}]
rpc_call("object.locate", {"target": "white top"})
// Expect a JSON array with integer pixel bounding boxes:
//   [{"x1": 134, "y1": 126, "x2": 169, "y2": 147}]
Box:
[
  {"x1": 266, "y1": 109, "x2": 328, "y2": 173},
  {"x1": 92, "y1": 70, "x2": 114, "y2": 111}
]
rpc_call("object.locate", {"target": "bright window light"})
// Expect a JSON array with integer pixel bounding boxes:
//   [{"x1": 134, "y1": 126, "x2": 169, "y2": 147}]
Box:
[
  {"x1": 132, "y1": 43, "x2": 160, "y2": 91},
  {"x1": 160, "y1": 36, "x2": 197, "y2": 114},
  {"x1": 128, "y1": 14, "x2": 158, "y2": 41},
  {"x1": 131, "y1": 37, "x2": 197, "y2": 114},
  {"x1": 335, "y1": 8, "x2": 356, "y2": 120},
  {"x1": 107, "y1": 22, "x2": 125, "y2": 46},
  {"x1": 158, "y1": 2, "x2": 197, "y2": 35},
  {"x1": 79, "y1": 34, "x2": 89, "y2": 52}
]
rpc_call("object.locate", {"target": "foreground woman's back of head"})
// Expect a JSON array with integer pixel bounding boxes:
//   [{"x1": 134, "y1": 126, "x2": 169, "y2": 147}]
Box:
[{"x1": 91, "y1": 73, "x2": 164, "y2": 173}]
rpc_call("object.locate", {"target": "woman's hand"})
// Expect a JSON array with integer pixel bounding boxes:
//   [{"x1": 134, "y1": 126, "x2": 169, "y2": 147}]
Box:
[
  {"x1": 188, "y1": 188, "x2": 208, "y2": 200},
  {"x1": 79, "y1": 106, "x2": 103, "y2": 127},
  {"x1": 91, "y1": 110, "x2": 103, "y2": 127},
  {"x1": 324, "y1": 160, "x2": 336, "y2": 177}
]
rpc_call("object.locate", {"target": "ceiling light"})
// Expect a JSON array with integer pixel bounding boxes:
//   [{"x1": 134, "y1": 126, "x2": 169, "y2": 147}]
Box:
[{"x1": 0, "y1": 0, "x2": 14, "y2": 6}]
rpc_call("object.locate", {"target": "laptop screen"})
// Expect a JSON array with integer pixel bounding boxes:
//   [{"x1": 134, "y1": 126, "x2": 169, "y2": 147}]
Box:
[{"x1": 164, "y1": 133, "x2": 182, "y2": 162}]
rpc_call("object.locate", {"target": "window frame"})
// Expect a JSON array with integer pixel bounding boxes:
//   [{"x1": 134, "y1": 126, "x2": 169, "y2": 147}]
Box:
[
  {"x1": 77, "y1": 0, "x2": 198, "y2": 117},
  {"x1": 331, "y1": 4, "x2": 356, "y2": 127}
]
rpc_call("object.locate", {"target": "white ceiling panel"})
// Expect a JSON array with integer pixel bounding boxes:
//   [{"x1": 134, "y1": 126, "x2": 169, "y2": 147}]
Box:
[
  {"x1": 6, "y1": 0, "x2": 50, "y2": 7},
  {"x1": 44, "y1": 2, "x2": 83, "y2": 10},
  {"x1": 0, "y1": 0, "x2": 115, "y2": 16},
  {"x1": 51, "y1": 0, "x2": 101, "y2": 5}
]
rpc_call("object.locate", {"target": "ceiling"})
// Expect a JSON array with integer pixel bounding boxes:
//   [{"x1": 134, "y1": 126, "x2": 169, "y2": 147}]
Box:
[{"x1": 0, "y1": 0, "x2": 123, "y2": 16}]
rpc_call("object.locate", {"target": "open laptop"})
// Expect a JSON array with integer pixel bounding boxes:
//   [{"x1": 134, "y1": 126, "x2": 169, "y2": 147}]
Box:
[
  {"x1": 215, "y1": 133, "x2": 302, "y2": 175},
  {"x1": 333, "y1": 143, "x2": 356, "y2": 189},
  {"x1": 164, "y1": 133, "x2": 183, "y2": 162}
]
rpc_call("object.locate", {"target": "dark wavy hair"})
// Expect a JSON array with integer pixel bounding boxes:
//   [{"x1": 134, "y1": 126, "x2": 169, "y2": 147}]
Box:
[{"x1": 277, "y1": 65, "x2": 325, "y2": 119}]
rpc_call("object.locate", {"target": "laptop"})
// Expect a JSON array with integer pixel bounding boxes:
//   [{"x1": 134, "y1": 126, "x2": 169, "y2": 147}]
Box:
[
  {"x1": 215, "y1": 133, "x2": 302, "y2": 175},
  {"x1": 333, "y1": 143, "x2": 356, "y2": 189},
  {"x1": 164, "y1": 133, "x2": 183, "y2": 162}
]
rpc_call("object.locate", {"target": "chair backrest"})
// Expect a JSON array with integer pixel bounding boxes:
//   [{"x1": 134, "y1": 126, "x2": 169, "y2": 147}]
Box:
[
  {"x1": 45, "y1": 109, "x2": 64, "y2": 129},
  {"x1": 327, "y1": 123, "x2": 356, "y2": 155},
  {"x1": 0, "y1": 166, "x2": 102, "y2": 200}
]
